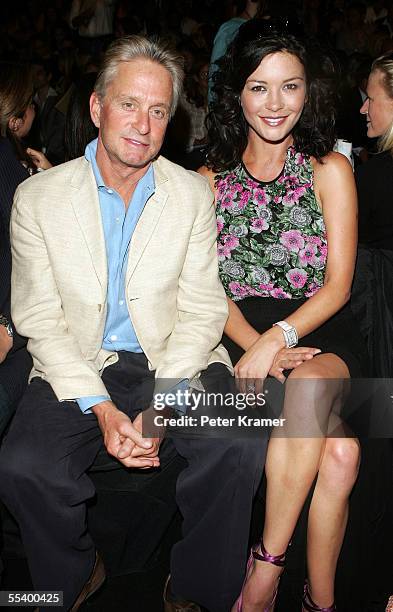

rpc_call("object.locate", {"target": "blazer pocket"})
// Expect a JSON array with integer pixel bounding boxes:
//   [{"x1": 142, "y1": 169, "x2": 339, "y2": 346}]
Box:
[{"x1": 61, "y1": 300, "x2": 105, "y2": 353}]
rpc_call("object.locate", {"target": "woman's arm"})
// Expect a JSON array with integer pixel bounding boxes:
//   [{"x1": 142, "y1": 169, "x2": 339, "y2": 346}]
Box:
[{"x1": 282, "y1": 152, "x2": 357, "y2": 335}]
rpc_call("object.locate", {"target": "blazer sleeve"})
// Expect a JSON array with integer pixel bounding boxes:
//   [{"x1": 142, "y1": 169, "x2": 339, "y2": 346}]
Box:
[
  {"x1": 10, "y1": 187, "x2": 109, "y2": 401},
  {"x1": 154, "y1": 180, "x2": 228, "y2": 384}
]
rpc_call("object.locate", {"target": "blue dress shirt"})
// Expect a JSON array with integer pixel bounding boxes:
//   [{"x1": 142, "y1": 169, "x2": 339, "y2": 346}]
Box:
[{"x1": 77, "y1": 139, "x2": 155, "y2": 413}]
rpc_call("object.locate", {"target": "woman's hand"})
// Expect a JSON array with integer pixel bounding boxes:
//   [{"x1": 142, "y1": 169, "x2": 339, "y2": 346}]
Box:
[
  {"x1": 269, "y1": 347, "x2": 321, "y2": 382},
  {"x1": 26, "y1": 148, "x2": 52, "y2": 170},
  {"x1": 235, "y1": 332, "x2": 321, "y2": 392},
  {"x1": 234, "y1": 333, "x2": 283, "y2": 394}
]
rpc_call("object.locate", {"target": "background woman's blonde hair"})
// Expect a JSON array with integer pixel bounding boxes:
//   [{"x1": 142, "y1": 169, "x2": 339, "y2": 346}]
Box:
[
  {"x1": 94, "y1": 35, "x2": 184, "y2": 118},
  {"x1": 371, "y1": 52, "x2": 393, "y2": 154}
]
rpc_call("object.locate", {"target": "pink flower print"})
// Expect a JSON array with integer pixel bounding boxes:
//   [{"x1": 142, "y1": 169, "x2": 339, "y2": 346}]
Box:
[
  {"x1": 298, "y1": 243, "x2": 318, "y2": 267},
  {"x1": 228, "y1": 182, "x2": 244, "y2": 198},
  {"x1": 320, "y1": 244, "x2": 328, "y2": 258},
  {"x1": 282, "y1": 186, "x2": 307, "y2": 206},
  {"x1": 254, "y1": 188, "x2": 270, "y2": 206},
  {"x1": 270, "y1": 287, "x2": 292, "y2": 299},
  {"x1": 246, "y1": 178, "x2": 259, "y2": 190},
  {"x1": 305, "y1": 282, "x2": 321, "y2": 297},
  {"x1": 223, "y1": 234, "x2": 240, "y2": 249},
  {"x1": 286, "y1": 268, "x2": 308, "y2": 288},
  {"x1": 280, "y1": 230, "x2": 305, "y2": 252},
  {"x1": 250, "y1": 217, "x2": 268, "y2": 233},
  {"x1": 273, "y1": 195, "x2": 282, "y2": 204},
  {"x1": 220, "y1": 194, "x2": 233, "y2": 209},
  {"x1": 217, "y1": 244, "x2": 232, "y2": 261},
  {"x1": 259, "y1": 282, "x2": 274, "y2": 291},
  {"x1": 306, "y1": 236, "x2": 322, "y2": 247},
  {"x1": 279, "y1": 174, "x2": 300, "y2": 188},
  {"x1": 247, "y1": 285, "x2": 263, "y2": 296},
  {"x1": 229, "y1": 282, "x2": 248, "y2": 298},
  {"x1": 257, "y1": 282, "x2": 274, "y2": 297},
  {"x1": 294, "y1": 152, "x2": 305, "y2": 166},
  {"x1": 285, "y1": 175, "x2": 301, "y2": 187},
  {"x1": 239, "y1": 191, "x2": 251, "y2": 207},
  {"x1": 216, "y1": 215, "x2": 224, "y2": 235}
]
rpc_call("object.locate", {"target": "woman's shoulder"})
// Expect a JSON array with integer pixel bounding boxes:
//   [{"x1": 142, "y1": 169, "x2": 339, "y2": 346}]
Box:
[
  {"x1": 309, "y1": 151, "x2": 357, "y2": 212},
  {"x1": 311, "y1": 151, "x2": 354, "y2": 184}
]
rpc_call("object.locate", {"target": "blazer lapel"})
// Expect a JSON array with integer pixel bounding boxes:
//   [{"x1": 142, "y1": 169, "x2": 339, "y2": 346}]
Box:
[
  {"x1": 70, "y1": 158, "x2": 108, "y2": 295},
  {"x1": 126, "y1": 188, "x2": 168, "y2": 284},
  {"x1": 125, "y1": 158, "x2": 169, "y2": 285}
]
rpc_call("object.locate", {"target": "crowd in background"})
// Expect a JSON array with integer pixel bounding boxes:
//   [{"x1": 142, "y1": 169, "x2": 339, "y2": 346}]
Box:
[{"x1": 1, "y1": 0, "x2": 393, "y2": 170}]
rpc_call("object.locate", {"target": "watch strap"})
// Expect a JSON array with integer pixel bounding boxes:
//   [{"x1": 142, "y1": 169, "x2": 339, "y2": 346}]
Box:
[{"x1": 0, "y1": 314, "x2": 13, "y2": 338}]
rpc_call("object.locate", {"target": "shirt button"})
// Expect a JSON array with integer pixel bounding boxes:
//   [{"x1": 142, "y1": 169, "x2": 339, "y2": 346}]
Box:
[
  {"x1": 119, "y1": 300, "x2": 124, "y2": 306},
  {"x1": 116, "y1": 217, "x2": 120, "y2": 223},
  {"x1": 107, "y1": 189, "x2": 113, "y2": 194},
  {"x1": 110, "y1": 334, "x2": 117, "y2": 341}
]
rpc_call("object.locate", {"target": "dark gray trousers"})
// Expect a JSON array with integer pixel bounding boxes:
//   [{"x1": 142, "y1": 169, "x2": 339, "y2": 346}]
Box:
[{"x1": 0, "y1": 354, "x2": 266, "y2": 612}]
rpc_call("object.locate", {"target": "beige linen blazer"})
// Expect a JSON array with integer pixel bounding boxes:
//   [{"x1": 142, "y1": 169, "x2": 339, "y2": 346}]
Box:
[{"x1": 10, "y1": 154, "x2": 232, "y2": 401}]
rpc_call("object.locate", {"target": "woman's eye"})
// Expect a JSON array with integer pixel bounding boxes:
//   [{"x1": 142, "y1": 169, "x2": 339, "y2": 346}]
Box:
[
  {"x1": 251, "y1": 85, "x2": 266, "y2": 92},
  {"x1": 284, "y1": 83, "x2": 298, "y2": 90}
]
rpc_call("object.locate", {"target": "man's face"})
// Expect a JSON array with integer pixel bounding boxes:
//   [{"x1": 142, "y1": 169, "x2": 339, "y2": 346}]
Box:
[{"x1": 90, "y1": 59, "x2": 173, "y2": 171}]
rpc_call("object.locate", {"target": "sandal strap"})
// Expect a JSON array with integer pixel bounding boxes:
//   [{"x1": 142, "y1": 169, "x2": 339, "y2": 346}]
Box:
[
  {"x1": 252, "y1": 541, "x2": 286, "y2": 567},
  {"x1": 302, "y1": 582, "x2": 336, "y2": 612}
]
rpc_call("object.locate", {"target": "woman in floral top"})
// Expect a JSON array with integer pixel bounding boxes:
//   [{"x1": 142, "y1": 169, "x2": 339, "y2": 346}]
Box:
[{"x1": 199, "y1": 19, "x2": 367, "y2": 612}]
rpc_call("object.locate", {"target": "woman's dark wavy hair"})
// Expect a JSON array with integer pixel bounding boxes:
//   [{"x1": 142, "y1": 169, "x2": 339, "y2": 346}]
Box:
[
  {"x1": 206, "y1": 19, "x2": 338, "y2": 171},
  {"x1": 65, "y1": 73, "x2": 98, "y2": 161}
]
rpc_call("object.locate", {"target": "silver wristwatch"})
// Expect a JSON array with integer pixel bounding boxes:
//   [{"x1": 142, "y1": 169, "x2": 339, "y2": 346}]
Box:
[
  {"x1": 0, "y1": 314, "x2": 13, "y2": 338},
  {"x1": 273, "y1": 320, "x2": 298, "y2": 348}
]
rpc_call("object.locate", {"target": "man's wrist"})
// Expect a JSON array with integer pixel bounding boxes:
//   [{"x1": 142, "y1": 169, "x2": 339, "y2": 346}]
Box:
[{"x1": 91, "y1": 399, "x2": 117, "y2": 418}]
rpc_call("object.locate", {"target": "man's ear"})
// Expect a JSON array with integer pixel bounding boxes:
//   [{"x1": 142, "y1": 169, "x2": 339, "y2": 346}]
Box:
[
  {"x1": 90, "y1": 92, "x2": 101, "y2": 128},
  {"x1": 8, "y1": 116, "x2": 24, "y2": 133}
]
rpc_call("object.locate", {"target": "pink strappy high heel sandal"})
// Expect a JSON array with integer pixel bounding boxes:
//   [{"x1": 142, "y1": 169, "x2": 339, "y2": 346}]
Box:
[
  {"x1": 234, "y1": 541, "x2": 286, "y2": 612},
  {"x1": 302, "y1": 581, "x2": 336, "y2": 612}
]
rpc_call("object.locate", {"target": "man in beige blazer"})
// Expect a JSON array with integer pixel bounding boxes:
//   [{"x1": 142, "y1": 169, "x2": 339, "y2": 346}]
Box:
[{"x1": 0, "y1": 36, "x2": 266, "y2": 612}]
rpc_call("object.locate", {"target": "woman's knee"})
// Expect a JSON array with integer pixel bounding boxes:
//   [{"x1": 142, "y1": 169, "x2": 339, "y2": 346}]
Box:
[{"x1": 320, "y1": 437, "x2": 360, "y2": 488}]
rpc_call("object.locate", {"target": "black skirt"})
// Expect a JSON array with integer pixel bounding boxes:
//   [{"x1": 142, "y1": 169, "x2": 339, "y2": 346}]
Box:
[{"x1": 222, "y1": 297, "x2": 369, "y2": 378}]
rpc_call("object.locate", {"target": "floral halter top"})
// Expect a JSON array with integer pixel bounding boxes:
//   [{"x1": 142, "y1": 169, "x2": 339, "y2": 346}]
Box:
[{"x1": 215, "y1": 146, "x2": 327, "y2": 301}]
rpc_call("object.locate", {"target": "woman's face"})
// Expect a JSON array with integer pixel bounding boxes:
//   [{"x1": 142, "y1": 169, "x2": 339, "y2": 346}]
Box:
[
  {"x1": 360, "y1": 69, "x2": 393, "y2": 138},
  {"x1": 240, "y1": 51, "x2": 306, "y2": 145}
]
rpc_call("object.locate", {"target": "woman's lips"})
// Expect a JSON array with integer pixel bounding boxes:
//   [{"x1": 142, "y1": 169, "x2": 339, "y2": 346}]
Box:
[{"x1": 260, "y1": 116, "x2": 287, "y2": 127}]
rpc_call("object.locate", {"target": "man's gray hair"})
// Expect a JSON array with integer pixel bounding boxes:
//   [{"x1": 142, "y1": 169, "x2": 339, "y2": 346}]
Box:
[{"x1": 94, "y1": 35, "x2": 184, "y2": 117}]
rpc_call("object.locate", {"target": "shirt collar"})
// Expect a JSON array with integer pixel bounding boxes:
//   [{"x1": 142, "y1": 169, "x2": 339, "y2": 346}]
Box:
[{"x1": 84, "y1": 138, "x2": 155, "y2": 193}]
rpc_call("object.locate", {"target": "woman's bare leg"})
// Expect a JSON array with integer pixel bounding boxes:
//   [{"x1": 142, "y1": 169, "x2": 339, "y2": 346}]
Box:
[
  {"x1": 234, "y1": 354, "x2": 351, "y2": 612},
  {"x1": 306, "y1": 433, "x2": 360, "y2": 607}
]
